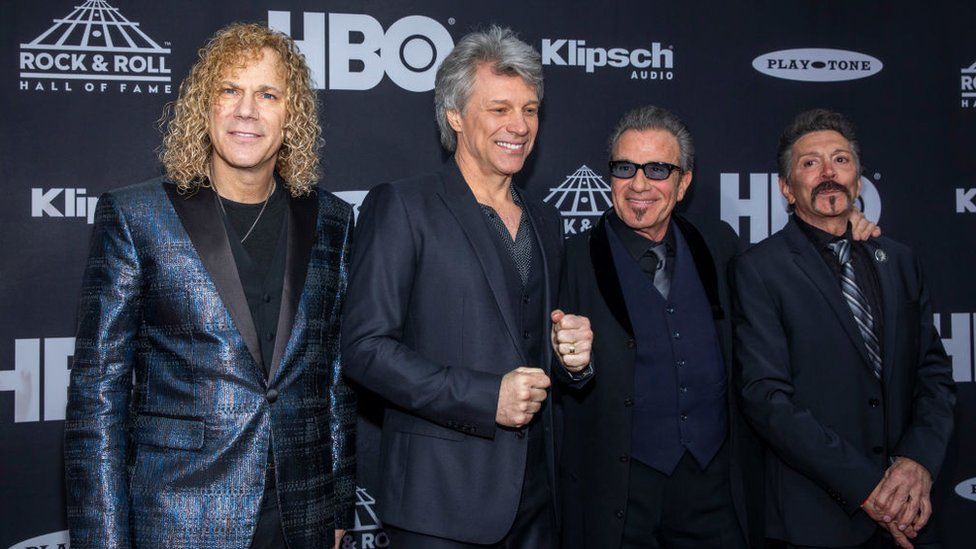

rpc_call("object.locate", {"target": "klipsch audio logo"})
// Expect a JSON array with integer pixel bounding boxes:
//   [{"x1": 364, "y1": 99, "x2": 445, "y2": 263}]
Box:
[
  {"x1": 269, "y1": 11, "x2": 454, "y2": 92},
  {"x1": 719, "y1": 172, "x2": 882, "y2": 243},
  {"x1": 541, "y1": 38, "x2": 674, "y2": 81},
  {"x1": 752, "y1": 48, "x2": 882, "y2": 82},
  {"x1": 962, "y1": 61, "x2": 976, "y2": 108},
  {"x1": 19, "y1": 0, "x2": 172, "y2": 94},
  {"x1": 543, "y1": 165, "x2": 614, "y2": 236},
  {"x1": 957, "y1": 188, "x2": 976, "y2": 213},
  {"x1": 32, "y1": 188, "x2": 100, "y2": 224}
]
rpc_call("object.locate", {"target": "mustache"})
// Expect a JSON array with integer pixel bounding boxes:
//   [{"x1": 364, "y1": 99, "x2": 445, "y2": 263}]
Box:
[{"x1": 811, "y1": 180, "x2": 851, "y2": 201}]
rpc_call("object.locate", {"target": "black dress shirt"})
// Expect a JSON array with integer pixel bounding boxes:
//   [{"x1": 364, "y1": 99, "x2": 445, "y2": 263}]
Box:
[
  {"x1": 608, "y1": 210, "x2": 676, "y2": 282},
  {"x1": 793, "y1": 215, "x2": 884, "y2": 349}
]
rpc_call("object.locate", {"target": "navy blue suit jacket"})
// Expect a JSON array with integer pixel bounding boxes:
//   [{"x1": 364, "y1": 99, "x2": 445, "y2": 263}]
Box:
[
  {"x1": 732, "y1": 217, "x2": 955, "y2": 546},
  {"x1": 342, "y1": 162, "x2": 563, "y2": 544}
]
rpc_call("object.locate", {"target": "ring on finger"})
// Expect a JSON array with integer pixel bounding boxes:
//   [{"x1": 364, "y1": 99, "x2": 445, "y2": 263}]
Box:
[{"x1": 568, "y1": 344, "x2": 576, "y2": 354}]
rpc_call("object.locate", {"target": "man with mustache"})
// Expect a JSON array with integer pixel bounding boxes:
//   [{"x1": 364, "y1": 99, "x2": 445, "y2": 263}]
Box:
[
  {"x1": 342, "y1": 27, "x2": 592, "y2": 548},
  {"x1": 732, "y1": 109, "x2": 955, "y2": 548}
]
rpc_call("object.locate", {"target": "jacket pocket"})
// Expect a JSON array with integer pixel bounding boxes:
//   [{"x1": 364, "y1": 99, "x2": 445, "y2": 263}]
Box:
[
  {"x1": 395, "y1": 418, "x2": 465, "y2": 441},
  {"x1": 132, "y1": 413, "x2": 205, "y2": 450}
]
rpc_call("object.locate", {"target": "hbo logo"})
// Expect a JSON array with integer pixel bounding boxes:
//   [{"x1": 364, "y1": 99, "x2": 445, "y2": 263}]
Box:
[{"x1": 269, "y1": 11, "x2": 454, "y2": 92}]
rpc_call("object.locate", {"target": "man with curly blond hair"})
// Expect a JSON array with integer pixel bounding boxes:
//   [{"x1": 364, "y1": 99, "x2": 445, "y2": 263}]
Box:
[{"x1": 65, "y1": 22, "x2": 355, "y2": 549}]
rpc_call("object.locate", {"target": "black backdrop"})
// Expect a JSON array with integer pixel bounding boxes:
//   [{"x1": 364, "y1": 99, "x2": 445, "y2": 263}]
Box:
[{"x1": 2, "y1": 1, "x2": 974, "y2": 547}]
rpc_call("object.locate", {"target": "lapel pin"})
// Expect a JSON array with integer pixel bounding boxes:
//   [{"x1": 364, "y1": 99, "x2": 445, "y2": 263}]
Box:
[{"x1": 874, "y1": 249, "x2": 888, "y2": 263}]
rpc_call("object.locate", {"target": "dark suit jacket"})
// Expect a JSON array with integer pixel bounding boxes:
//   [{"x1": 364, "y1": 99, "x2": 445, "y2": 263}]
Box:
[
  {"x1": 732, "y1": 216, "x2": 955, "y2": 546},
  {"x1": 65, "y1": 179, "x2": 356, "y2": 549},
  {"x1": 341, "y1": 161, "x2": 564, "y2": 544},
  {"x1": 558, "y1": 212, "x2": 764, "y2": 549}
]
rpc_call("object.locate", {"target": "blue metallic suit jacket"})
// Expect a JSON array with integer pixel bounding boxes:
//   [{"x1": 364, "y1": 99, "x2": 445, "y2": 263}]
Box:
[{"x1": 64, "y1": 178, "x2": 356, "y2": 549}]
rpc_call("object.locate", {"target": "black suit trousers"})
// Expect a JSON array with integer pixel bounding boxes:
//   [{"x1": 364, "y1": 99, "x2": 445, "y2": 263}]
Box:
[{"x1": 621, "y1": 443, "x2": 743, "y2": 549}]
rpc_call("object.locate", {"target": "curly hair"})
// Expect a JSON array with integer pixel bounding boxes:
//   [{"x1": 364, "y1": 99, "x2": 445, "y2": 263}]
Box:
[{"x1": 160, "y1": 22, "x2": 321, "y2": 196}]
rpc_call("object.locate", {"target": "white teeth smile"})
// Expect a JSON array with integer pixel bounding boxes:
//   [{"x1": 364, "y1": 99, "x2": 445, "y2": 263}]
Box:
[
  {"x1": 232, "y1": 132, "x2": 260, "y2": 137},
  {"x1": 496, "y1": 141, "x2": 524, "y2": 151}
]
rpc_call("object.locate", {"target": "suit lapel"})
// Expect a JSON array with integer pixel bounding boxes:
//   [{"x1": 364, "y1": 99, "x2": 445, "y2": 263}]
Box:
[
  {"x1": 589, "y1": 212, "x2": 635, "y2": 338},
  {"x1": 862, "y1": 240, "x2": 898, "y2": 385},
  {"x1": 674, "y1": 215, "x2": 725, "y2": 320},
  {"x1": 164, "y1": 183, "x2": 263, "y2": 370},
  {"x1": 784, "y1": 219, "x2": 874, "y2": 368},
  {"x1": 268, "y1": 190, "x2": 318, "y2": 383},
  {"x1": 438, "y1": 164, "x2": 527, "y2": 364}
]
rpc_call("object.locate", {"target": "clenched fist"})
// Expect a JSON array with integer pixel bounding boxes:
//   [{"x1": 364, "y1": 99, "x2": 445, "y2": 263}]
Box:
[
  {"x1": 496, "y1": 367, "x2": 551, "y2": 428},
  {"x1": 551, "y1": 309, "x2": 593, "y2": 372}
]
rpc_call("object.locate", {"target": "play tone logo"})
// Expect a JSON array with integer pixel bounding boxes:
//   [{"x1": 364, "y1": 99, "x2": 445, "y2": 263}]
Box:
[
  {"x1": 19, "y1": 0, "x2": 172, "y2": 94},
  {"x1": 752, "y1": 48, "x2": 882, "y2": 82},
  {"x1": 543, "y1": 165, "x2": 614, "y2": 236}
]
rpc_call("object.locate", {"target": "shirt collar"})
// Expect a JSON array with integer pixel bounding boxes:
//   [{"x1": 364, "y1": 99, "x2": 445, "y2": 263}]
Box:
[
  {"x1": 607, "y1": 209, "x2": 675, "y2": 262},
  {"x1": 792, "y1": 214, "x2": 853, "y2": 249}
]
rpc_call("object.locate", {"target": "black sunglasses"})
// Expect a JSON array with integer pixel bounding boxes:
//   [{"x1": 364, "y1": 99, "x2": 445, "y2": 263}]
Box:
[{"x1": 609, "y1": 160, "x2": 683, "y2": 181}]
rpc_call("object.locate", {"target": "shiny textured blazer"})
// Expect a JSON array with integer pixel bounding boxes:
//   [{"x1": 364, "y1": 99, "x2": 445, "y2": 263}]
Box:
[
  {"x1": 342, "y1": 161, "x2": 565, "y2": 544},
  {"x1": 732, "y1": 217, "x2": 955, "y2": 546},
  {"x1": 64, "y1": 178, "x2": 356, "y2": 549}
]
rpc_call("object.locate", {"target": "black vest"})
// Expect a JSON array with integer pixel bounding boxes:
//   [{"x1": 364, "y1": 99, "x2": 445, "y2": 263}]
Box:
[{"x1": 607, "y1": 222, "x2": 728, "y2": 474}]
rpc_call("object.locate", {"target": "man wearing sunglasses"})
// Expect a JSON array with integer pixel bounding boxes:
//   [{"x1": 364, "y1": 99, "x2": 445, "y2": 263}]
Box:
[
  {"x1": 557, "y1": 105, "x2": 761, "y2": 548},
  {"x1": 558, "y1": 106, "x2": 884, "y2": 549}
]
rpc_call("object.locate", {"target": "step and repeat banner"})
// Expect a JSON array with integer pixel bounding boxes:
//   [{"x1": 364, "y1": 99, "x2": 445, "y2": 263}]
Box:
[{"x1": 2, "y1": 1, "x2": 975, "y2": 547}]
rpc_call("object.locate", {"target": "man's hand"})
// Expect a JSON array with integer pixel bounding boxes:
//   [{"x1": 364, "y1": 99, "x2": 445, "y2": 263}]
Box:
[
  {"x1": 862, "y1": 495, "x2": 916, "y2": 548},
  {"x1": 551, "y1": 309, "x2": 593, "y2": 372},
  {"x1": 496, "y1": 367, "x2": 550, "y2": 428},
  {"x1": 849, "y1": 208, "x2": 881, "y2": 241},
  {"x1": 871, "y1": 457, "x2": 933, "y2": 536},
  {"x1": 333, "y1": 529, "x2": 346, "y2": 549}
]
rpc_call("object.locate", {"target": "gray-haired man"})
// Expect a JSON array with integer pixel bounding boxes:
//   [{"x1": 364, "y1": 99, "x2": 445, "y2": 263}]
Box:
[{"x1": 343, "y1": 26, "x2": 593, "y2": 548}]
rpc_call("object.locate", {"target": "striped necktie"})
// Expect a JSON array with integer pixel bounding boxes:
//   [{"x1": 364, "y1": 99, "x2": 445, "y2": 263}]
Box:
[{"x1": 828, "y1": 239, "x2": 882, "y2": 379}]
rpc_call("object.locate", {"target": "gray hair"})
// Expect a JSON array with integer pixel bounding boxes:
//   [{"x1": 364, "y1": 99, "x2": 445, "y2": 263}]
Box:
[
  {"x1": 434, "y1": 26, "x2": 544, "y2": 151},
  {"x1": 777, "y1": 108, "x2": 861, "y2": 180},
  {"x1": 607, "y1": 105, "x2": 694, "y2": 172}
]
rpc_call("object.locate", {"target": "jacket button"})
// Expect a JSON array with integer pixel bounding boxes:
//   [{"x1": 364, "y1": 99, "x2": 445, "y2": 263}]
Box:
[
  {"x1": 265, "y1": 389, "x2": 279, "y2": 403},
  {"x1": 680, "y1": 413, "x2": 688, "y2": 421},
  {"x1": 680, "y1": 386, "x2": 688, "y2": 394},
  {"x1": 615, "y1": 509, "x2": 625, "y2": 519},
  {"x1": 265, "y1": 332, "x2": 275, "y2": 342},
  {"x1": 672, "y1": 331, "x2": 681, "y2": 340},
  {"x1": 869, "y1": 398, "x2": 880, "y2": 407},
  {"x1": 619, "y1": 455, "x2": 629, "y2": 463},
  {"x1": 522, "y1": 330, "x2": 530, "y2": 339},
  {"x1": 626, "y1": 339, "x2": 636, "y2": 349},
  {"x1": 262, "y1": 293, "x2": 272, "y2": 303},
  {"x1": 872, "y1": 446, "x2": 884, "y2": 454},
  {"x1": 623, "y1": 397, "x2": 634, "y2": 407},
  {"x1": 516, "y1": 430, "x2": 526, "y2": 439},
  {"x1": 676, "y1": 359, "x2": 686, "y2": 367},
  {"x1": 666, "y1": 305, "x2": 676, "y2": 314}
]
